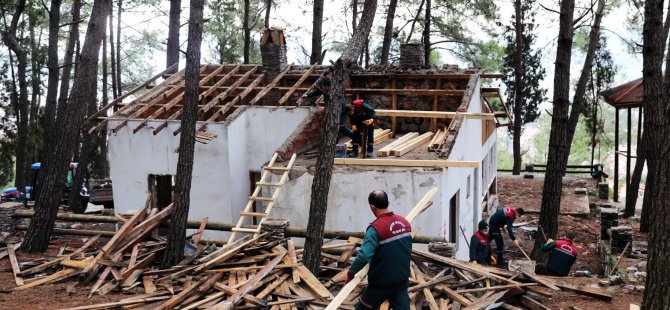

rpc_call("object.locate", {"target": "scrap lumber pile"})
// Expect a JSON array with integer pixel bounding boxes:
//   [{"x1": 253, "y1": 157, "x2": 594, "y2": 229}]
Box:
[
  {"x1": 428, "y1": 127, "x2": 448, "y2": 152},
  {"x1": 376, "y1": 131, "x2": 434, "y2": 157}
]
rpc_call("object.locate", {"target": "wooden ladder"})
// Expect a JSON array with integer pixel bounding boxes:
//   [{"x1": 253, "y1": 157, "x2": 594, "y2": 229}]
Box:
[{"x1": 227, "y1": 152, "x2": 297, "y2": 244}]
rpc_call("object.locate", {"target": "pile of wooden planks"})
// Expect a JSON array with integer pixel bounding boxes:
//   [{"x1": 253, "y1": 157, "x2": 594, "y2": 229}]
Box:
[
  {"x1": 344, "y1": 128, "x2": 393, "y2": 149},
  {"x1": 428, "y1": 127, "x2": 448, "y2": 151},
  {"x1": 376, "y1": 132, "x2": 434, "y2": 157}
]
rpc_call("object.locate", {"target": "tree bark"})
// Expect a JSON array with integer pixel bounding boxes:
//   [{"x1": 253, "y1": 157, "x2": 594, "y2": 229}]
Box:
[
  {"x1": 310, "y1": 0, "x2": 324, "y2": 64},
  {"x1": 243, "y1": 0, "x2": 250, "y2": 64},
  {"x1": 43, "y1": 0, "x2": 62, "y2": 137},
  {"x1": 20, "y1": 0, "x2": 110, "y2": 253},
  {"x1": 640, "y1": 171, "x2": 653, "y2": 232},
  {"x1": 380, "y1": 0, "x2": 398, "y2": 65},
  {"x1": 423, "y1": 0, "x2": 431, "y2": 65},
  {"x1": 303, "y1": 0, "x2": 378, "y2": 275},
  {"x1": 57, "y1": 0, "x2": 81, "y2": 125},
  {"x1": 109, "y1": 5, "x2": 118, "y2": 99},
  {"x1": 99, "y1": 27, "x2": 110, "y2": 179},
  {"x1": 530, "y1": 0, "x2": 574, "y2": 261},
  {"x1": 511, "y1": 0, "x2": 523, "y2": 175},
  {"x1": 162, "y1": 0, "x2": 204, "y2": 267},
  {"x1": 641, "y1": 0, "x2": 670, "y2": 307},
  {"x1": 28, "y1": 13, "x2": 42, "y2": 125},
  {"x1": 116, "y1": 0, "x2": 122, "y2": 93},
  {"x1": 2, "y1": 0, "x2": 30, "y2": 195},
  {"x1": 624, "y1": 133, "x2": 646, "y2": 218},
  {"x1": 166, "y1": 0, "x2": 181, "y2": 72},
  {"x1": 264, "y1": 0, "x2": 271, "y2": 29}
]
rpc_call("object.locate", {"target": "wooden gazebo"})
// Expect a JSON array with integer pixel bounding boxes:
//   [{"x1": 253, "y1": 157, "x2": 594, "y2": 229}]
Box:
[{"x1": 600, "y1": 78, "x2": 643, "y2": 202}]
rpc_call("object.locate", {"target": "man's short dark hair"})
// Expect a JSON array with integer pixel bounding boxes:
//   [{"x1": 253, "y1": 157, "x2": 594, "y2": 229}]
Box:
[
  {"x1": 321, "y1": 78, "x2": 332, "y2": 86},
  {"x1": 516, "y1": 207, "x2": 525, "y2": 216},
  {"x1": 368, "y1": 190, "x2": 389, "y2": 209},
  {"x1": 565, "y1": 231, "x2": 576, "y2": 240}
]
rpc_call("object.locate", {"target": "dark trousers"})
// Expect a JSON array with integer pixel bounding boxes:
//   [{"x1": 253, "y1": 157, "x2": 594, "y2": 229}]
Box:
[
  {"x1": 489, "y1": 226, "x2": 505, "y2": 255},
  {"x1": 341, "y1": 123, "x2": 374, "y2": 150},
  {"x1": 355, "y1": 283, "x2": 409, "y2": 310}
]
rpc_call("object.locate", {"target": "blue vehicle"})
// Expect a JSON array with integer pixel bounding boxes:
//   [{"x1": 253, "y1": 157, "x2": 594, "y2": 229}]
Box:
[{"x1": 1, "y1": 162, "x2": 90, "y2": 213}]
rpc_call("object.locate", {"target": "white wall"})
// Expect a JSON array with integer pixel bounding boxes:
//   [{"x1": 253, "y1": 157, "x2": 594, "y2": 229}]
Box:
[{"x1": 107, "y1": 107, "x2": 310, "y2": 240}]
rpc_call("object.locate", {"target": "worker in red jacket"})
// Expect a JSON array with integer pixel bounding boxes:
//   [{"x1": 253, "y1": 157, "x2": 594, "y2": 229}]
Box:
[
  {"x1": 540, "y1": 231, "x2": 578, "y2": 276},
  {"x1": 488, "y1": 206, "x2": 524, "y2": 264},
  {"x1": 469, "y1": 220, "x2": 496, "y2": 265}
]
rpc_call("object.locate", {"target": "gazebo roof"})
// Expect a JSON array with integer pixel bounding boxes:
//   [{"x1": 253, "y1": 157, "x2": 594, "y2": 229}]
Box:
[{"x1": 600, "y1": 78, "x2": 642, "y2": 108}]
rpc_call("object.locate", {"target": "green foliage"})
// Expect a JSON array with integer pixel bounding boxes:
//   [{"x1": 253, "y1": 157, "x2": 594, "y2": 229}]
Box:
[
  {"x1": 205, "y1": 0, "x2": 264, "y2": 64},
  {"x1": 500, "y1": 0, "x2": 547, "y2": 128},
  {"x1": 465, "y1": 39, "x2": 505, "y2": 73}
]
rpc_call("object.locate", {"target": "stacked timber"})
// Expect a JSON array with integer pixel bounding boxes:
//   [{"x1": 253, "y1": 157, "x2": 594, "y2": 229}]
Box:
[
  {"x1": 600, "y1": 208, "x2": 619, "y2": 240},
  {"x1": 0, "y1": 203, "x2": 18, "y2": 233},
  {"x1": 609, "y1": 226, "x2": 633, "y2": 254},
  {"x1": 260, "y1": 219, "x2": 289, "y2": 240},
  {"x1": 399, "y1": 43, "x2": 425, "y2": 68},
  {"x1": 344, "y1": 128, "x2": 392, "y2": 149},
  {"x1": 428, "y1": 128, "x2": 448, "y2": 151},
  {"x1": 376, "y1": 132, "x2": 434, "y2": 157}
]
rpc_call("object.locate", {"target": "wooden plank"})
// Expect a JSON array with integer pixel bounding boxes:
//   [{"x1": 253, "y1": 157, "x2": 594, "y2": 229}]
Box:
[
  {"x1": 553, "y1": 280, "x2": 613, "y2": 301},
  {"x1": 15, "y1": 268, "x2": 77, "y2": 291},
  {"x1": 143, "y1": 276, "x2": 156, "y2": 294},
  {"x1": 287, "y1": 239, "x2": 300, "y2": 283},
  {"x1": 72, "y1": 234, "x2": 101, "y2": 256},
  {"x1": 193, "y1": 217, "x2": 208, "y2": 244},
  {"x1": 462, "y1": 289, "x2": 510, "y2": 310},
  {"x1": 335, "y1": 158, "x2": 480, "y2": 168},
  {"x1": 520, "y1": 270, "x2": 560, "y2": 291},
  {"x1": 412, "y1": 262, "x2": 439, "y2": 310},
  {"x1": 375, "y1": 109, "x2": 495, "y2": 120},
  {"x1": 391, "y1": 79, "x2": 397, "y2": 134},
  {"x1": 201, "y1": 66, "x2": 259, "y2": 113},
  {"x1": 392, "y1": 132, "x2": 434, "y2": 156},
  {"x1": 58, "y1": 296, "x2": 170, "y2": 310},
  {"x1": 325, "y1": 187, "x2": 438, "y2": 310},
  {"x1": 121, "y1": 269, "x2": 144, "y2": 287},
  {"x1": 61, "y1": 256, "x2": 95, "y2": 269},
  {"x1": 297, "y1": 265, "x2": 334, "y2": 299},
  {"x1": 112, "y1": 204, "x2": 174, "y2": 255},
  {"x1": 629, "y1": 304, "x2": 641, "y2": 310},
  {"x1": 436, "y1": 284, "x2": 473, "y2": 306},
  {"x1": 157, "y1": 273, "x2": 222, "y2": 310},
  {"x1": 7, "y1": 246, "x2": 23, "y2": 286},
  {"x1": 256, "y1": 274, "x2": 290, "y2": 299},
  {"x1": 18, "y1": 256, "x2": 68, "y2": 276},
  {"x1": 456, "y1": 283, "x2": 538, "y2": 293},
  {"x1": 93, "y1": 194, "x2": 150, "y2": 263},
  {"x1": 278, "y1": 64, "x2": 317, "y2": 105},
  {"x1": 210, "y1": 249, "x2": 287, "y2": 309},
  {"x1": 194, "y1": 234, "x2": 265, "y2": 272},
  {"x1": 213, "y1": 283, "x2": 267, "y2": 306},
  {"x1": 121, "y1": 253, "x2": 156, "y2": 281},
  {"x1": 519, "y1": 295, "x2": 550, "y2": 310},
  {"x1": 249, "y1": 65, "x2": 292, "y2": 105},
  {"x1": 377, "y1": 132, "x2": 418, "y2": 157}
]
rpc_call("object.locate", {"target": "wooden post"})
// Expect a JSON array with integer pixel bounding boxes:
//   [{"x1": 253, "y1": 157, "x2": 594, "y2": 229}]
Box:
[
  {"x1": 626, "y1": 107, "x2": 632, "y2": 189},
  {"x1": 637, "y1": 106, "x2": 642, "y2": 146},
  {"x1": 614, "y1": 107, "x2": 619, "y2": 202},
  {"x1": 432, "y1": 78, "x2": 440, "y2": 132},
  {"x1": 391, "y1": 79, "x2": 397, "y2": 136}
]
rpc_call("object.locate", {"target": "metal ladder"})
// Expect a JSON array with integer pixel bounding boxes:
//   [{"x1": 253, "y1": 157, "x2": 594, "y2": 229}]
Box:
[{"x1": 227, "y1": 152, "x2": 297, "y2": 244}]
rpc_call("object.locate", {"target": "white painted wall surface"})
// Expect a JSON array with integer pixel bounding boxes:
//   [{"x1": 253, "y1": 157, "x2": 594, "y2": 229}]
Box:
[{"x1": 107, "y1": 107, "x2": 310, "y2": 240}]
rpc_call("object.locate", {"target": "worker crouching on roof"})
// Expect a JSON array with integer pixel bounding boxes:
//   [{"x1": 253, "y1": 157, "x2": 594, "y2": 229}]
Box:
[
  {"x1": 539, "y1": 231, "x2": 578, "y2": 276},
  {"x1": 346, "y1": 190, "x2": 412, "y2": 310},
  {"x1": 470, "y1": 220, "x2": 496, "y2": 265},
  {"x1": 488, "y1": 206, "x2": 525, "y2": 264},
  {"x1": 343, "y1": 99, "x2": 376, "y2": 157}
]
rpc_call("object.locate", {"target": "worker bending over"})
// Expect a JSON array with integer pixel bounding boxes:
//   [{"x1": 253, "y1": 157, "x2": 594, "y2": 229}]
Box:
[
  {"x1": 346, "y1": 190, "x2": 412, "y2": 310},
  {"x1": 343, "y1": 99, "x2": 376, "y2": 157},
  {"x1": 469, "y1": 220, "x2": 495, "y2": 265},
  {"x1": 488, "y1": 206, "x2": 525, "y2": 264},
  {"x1": 539, "y1": 231, "x2": 578, "y2": 276}
]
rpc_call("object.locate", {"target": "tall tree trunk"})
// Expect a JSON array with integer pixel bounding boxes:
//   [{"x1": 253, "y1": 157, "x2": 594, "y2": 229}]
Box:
[
  {"x1": 423, "y1": 0, "x2": 431, "y2": 65},
  {"x1": 28, "y1": 14, "x2": 41, "y2": 124},
  {"x1": 20, "y1": 0, "x2": 110, "y2": 253},
  {"x1": 590, "y1": 99, "x2": 597, "y2": 167},
  {"x1": 69, "y1": 77, "x2": 98, "y2": 213},
  {"x1": 243, "y1": 0, "x2": 250, "y2": 64},
  {"x1": 2, "y1": 0, "x2": 30, "y2": 195},
  {"x1": 641, "y1": 0, "x2": 670, "y2": 307},
  {"x1": 43, "y1": 0, "x2": 62, "y2": 138},
  {"x1": 380, "y1": 0, "x2": 398, "y2": 65},
  {"x1": 352, "y1": 0, "x2": 357, "y2": 35},
  {"x1": 162, "y1": 0, "x2": 204, "y2": 267},
  {"x1": 116, "y1": 0, "x2": 122, "y2": 94},
  {"x1": 57, "y1": 0, "x2": 81, "y2": 121},
  {"x1": 624, "y1": 133, "x2": 646, "y2": 217},
  {"x1": 530, "y1": 0, "x2": 574, "y2": 261},
  {"x1": 640, "y1": 171, "x2": 653, "y2": 232},
  {"x1": 405, "y1": 0, "x2": 425, "y2": 44},
  {"x1": 109, "y1": 5, "x2": 118, "y2": 99},
  {"x1": 264, "y1": 0, "x2": 271, "y2": 29},
  {"x1": 511, "y1": 0, "x2": 523, "y2": 175},
  {"x1": 310, "y1": 0, "x2": 324, "y2": 64},
  {"x1": 99, "y1": 29, "x2": 109, "y2": 179},
  {"x1": 303, "y1": 0, "x2": 378, "y2": 275},
  {"x1": 564, "y1": 0, "x2": 606, "y2": 158},
  {"x1": 166, "y1": 0, "x2": 181, "y2": 72}
]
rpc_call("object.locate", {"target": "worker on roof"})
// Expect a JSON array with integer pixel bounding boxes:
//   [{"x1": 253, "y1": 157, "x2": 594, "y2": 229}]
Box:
[
  {"x1": 538, "y1": 231, "x2": 578, "y2": 276},
  {"x1": 470, "y1": 220, "x2": 496, "y2": 265},
  {"x1": 488, "y1": 206, "x2": 525, "y2": 264},
  {"x1": 346, "y1": 190, "x2": 412, "y2": 310},
  {"x1": 343, "y1": 99, "x2": 376, "y2": 157},
  {"x1": 301, "y1": 71, "x2": 332, "y2": 105}
]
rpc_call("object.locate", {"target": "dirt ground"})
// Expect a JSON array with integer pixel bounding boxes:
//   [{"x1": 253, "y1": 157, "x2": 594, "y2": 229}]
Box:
[{"x1": 497, "y1": 174, "x2": 645, "y2": 309}]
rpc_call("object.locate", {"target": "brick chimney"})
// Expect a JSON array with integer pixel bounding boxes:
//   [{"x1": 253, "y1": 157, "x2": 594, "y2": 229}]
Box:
[
  {"x1": 260, "y1": 28, "x2": 288, "y2": 72},
  {"x1": 399, "y1": 43, "x2": 425, "y2": 68}
]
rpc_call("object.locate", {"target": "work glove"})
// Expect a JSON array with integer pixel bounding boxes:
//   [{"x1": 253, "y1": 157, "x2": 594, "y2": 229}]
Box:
[
  {"x1": 363, "y1": 119, "x2": 374, "y2": 126},
  {"x1": 471, "y1": 261, "x2": 478, "y2": 265},
  {"x1": 352, "y1": 125, "x2": 357, "y2": 132},
  {"x1": 345, "y1": 272, "x2": 354, "y2": 283},
  {"x1": 489, "y1": 256, "x2": 497, "y2": 265},
  {"x1": 546, "y1": 239, "x2": 554, "y2": 244},
  {"x1": 513, "y1": 240, "x2": 520, "y2": 247}
]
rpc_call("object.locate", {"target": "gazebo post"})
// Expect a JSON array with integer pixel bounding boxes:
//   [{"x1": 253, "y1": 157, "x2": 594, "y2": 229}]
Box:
[
  {"x1": 627, "y1": 107, "x2": 632, "y2": 191},
  {"x1": 614, "y1": 107, "x2": 619, "y2": 202}
]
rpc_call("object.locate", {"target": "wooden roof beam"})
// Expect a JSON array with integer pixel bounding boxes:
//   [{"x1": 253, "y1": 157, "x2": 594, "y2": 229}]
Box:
[
  {"x1": 196, "y1": 73, "x2": 265, "y2": 132},
  {"x1": 248, "y1": 65, "x2": 292, "y2": 105},
  {"x1": 277, "y1": 64, "x2": 316, "y2": 106},
  {"x1": 201, "y1": 65, "x2": 259, "y2": 114},
  {"x1": 334, "y1": 158, "x2": 480, "y2": 167},
  {"x1": 375, "y1": 109, "x2": 495, "y2": 120}
]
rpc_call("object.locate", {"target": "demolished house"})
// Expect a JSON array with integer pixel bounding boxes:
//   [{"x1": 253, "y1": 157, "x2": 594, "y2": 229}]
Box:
[{"x1": 89, "y1": 34, "x2": 510, "y2": 261}]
